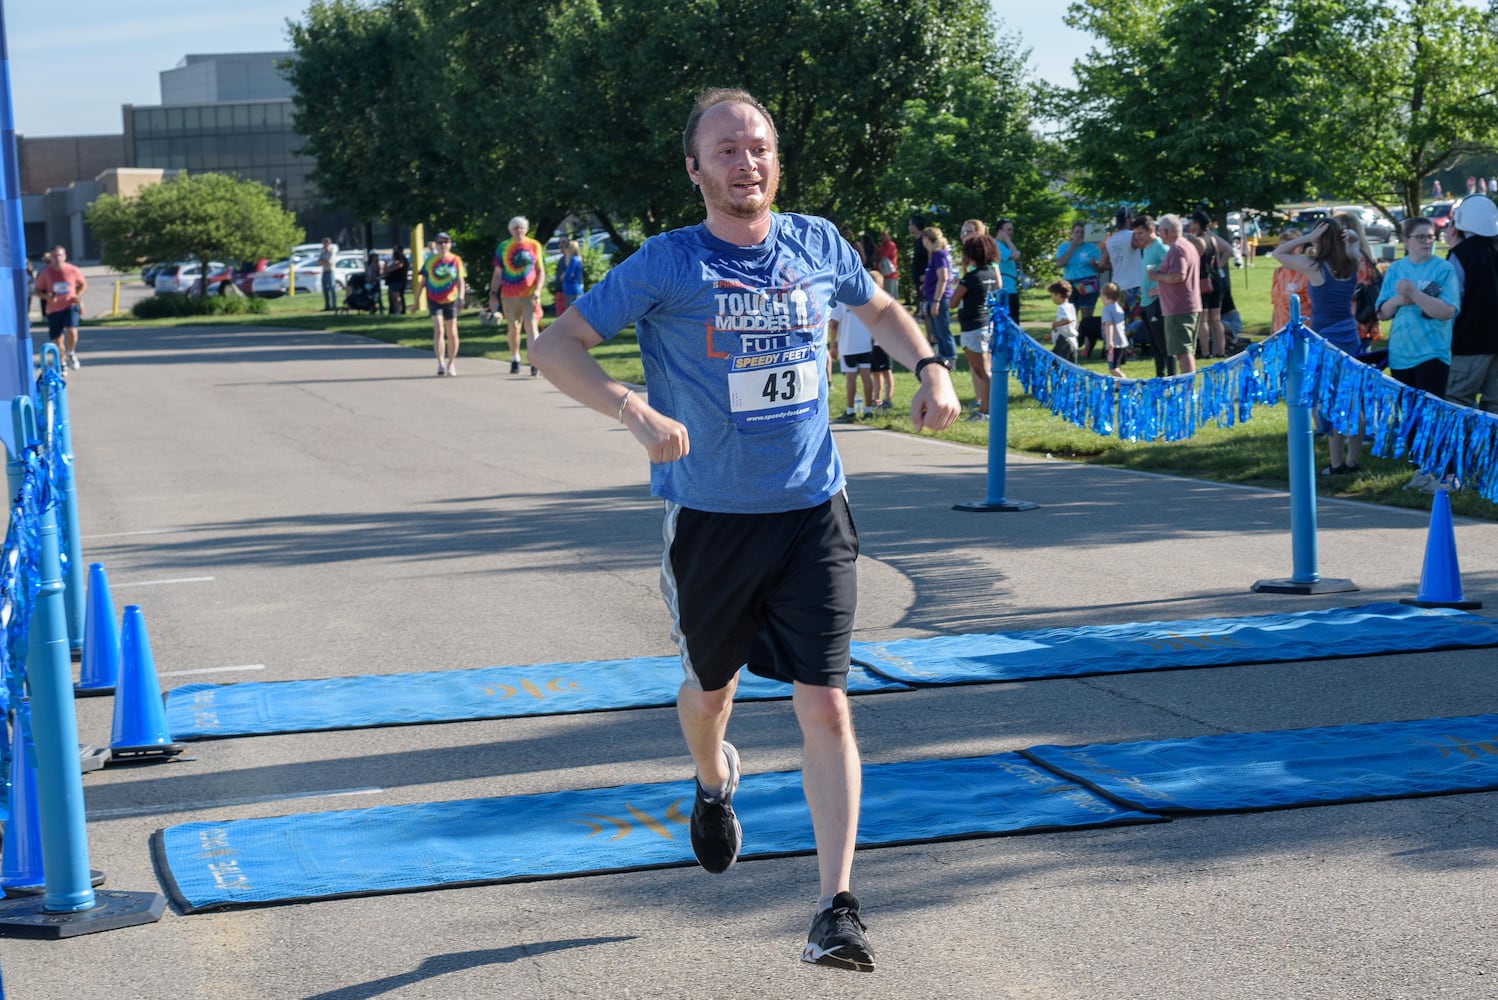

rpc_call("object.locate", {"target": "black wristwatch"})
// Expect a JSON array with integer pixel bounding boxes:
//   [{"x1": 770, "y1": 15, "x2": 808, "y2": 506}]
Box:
[{"x1": 915, "y1": 356, "x2": 954, "y2": 381}]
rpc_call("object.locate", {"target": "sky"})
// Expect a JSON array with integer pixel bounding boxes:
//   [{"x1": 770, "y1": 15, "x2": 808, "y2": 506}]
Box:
[{"x1": 2, "y1": 3, "x2": 1090, "y2": 138}]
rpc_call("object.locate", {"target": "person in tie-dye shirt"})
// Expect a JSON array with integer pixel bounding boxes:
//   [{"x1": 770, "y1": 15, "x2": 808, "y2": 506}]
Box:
[
  {"x1": 488, "y1": 216, "x2": 548, "y2": 375},
  {"x1": 416, "y1": 232, "x2": 466, "y2": 376}
]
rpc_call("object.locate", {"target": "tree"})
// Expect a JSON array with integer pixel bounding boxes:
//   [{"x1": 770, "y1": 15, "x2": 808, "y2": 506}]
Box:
[
  {"x1": 286, "y1": 0, "x2": 1023, "y2": 249},
  {"x1": 285, "y1": 0, "x2": 450, "y2": 226},
  {"x1": 875, "y1": 19, "x2": 1071, "y2": 281},
  {"x1": 1294, "y1": 0, "x2": 1498, "y2": 221},
  {"x1": 88, "y1": 173, "x2": 305, "y2": 290},
  {"x1": 1063, "y1": 0, "x2": 1323, "y2": 224},
  {"x1": 1062, "y1": 0, "x2": 1498, "y2": 225}
]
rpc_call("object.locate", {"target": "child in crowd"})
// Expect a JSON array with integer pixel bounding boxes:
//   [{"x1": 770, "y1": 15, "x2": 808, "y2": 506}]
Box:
[
  {"x1": 1049, "y1": 280, "x2": 1079, "y2": 362},
  {"x1": 866, "y1": 267, "x2": 894, "y2": 411},
  {"x1": 1270, "y1": 228, "x2": 1313, "y2": 332},
  {"x1": 828, "y1": 274, "x2": 879, "y2": 421},
  {"x1": 1100, "y1": 282, "x2": 1129, "y2": 377}
]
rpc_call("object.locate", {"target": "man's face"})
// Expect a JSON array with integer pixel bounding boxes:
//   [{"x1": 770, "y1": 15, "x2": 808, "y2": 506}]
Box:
[
  {"x1": 435, "y1": 239, "x2": 451, "y2": 254},
  {"x1": 688, "y1": 102, "x2": 779, "y2": 223},
  {"x1": 1158, "y1": 224, "x2": 1179, "y2": 245},
  {"x1": 510, "y1": 224, "x2": 527, "y2": 240},
  {"x1": 52, "y1": 247, "x2": 66, "y2": 265},
  {"x1": 1131, "y1": 225, "x2": 1153, "y2": 248}
]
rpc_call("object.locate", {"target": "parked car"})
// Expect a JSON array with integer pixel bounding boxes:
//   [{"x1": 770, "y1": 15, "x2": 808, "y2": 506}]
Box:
[
  {"x1": 251, "y1": 251, "x2": 366, "y2": 297},
  {"x1": 140, "y1": 262, "x2": 173, "y2": 286},
  {"x1": 1332, "y1": 206, "x2": 1396, "y2": 243},
  {"x1": 1423, "y1": 201, "x2": 1456, "y2": 232},
  {"x1": 544, "y1": 231, "x2": 617, "y2": 266},
  {"x1": 154, "y1": 260, "x2": 226, "y2": 295}
]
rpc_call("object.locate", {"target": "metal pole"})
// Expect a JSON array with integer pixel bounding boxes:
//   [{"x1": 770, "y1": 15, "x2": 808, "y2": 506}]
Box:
[
  {"x1": 1252, "y1": 302, "x2": 1356, "y2": 594},
  {"x1": 6, "y1": 397, "x2": 92, "y2": 913},
  {"x1": 38, "y1": 346, "x2": 84, "y2": 655},
  {"x1": 954, "y1": 302, "x2": 1037, "y2": 513}
]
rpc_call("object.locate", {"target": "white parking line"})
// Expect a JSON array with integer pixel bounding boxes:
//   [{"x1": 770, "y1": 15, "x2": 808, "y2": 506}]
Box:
[
  {"x1": 83, "y1": 528, "x2": 194, "y2": 539},
  {"x1": 159, "y1": 664, "x2": 267, "y2": 678},
  {"x1": 87, "y1": 787, "x2": 385, "y2": 821},
  {"x1": 111, "y1": 576, "x2": 216, "y2": 588}
]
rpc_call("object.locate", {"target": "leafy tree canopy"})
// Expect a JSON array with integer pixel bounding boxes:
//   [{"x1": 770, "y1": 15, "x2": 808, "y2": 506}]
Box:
[
  {"x1": 286, "y1": 0, "x2": 1056, "y2": 258},
  {"x1": 1062, "y1": 0, "x2": 1498, "y2": 224},
  {"x1": 87, "y1": 173, "x2": 305, "y2": 280}
]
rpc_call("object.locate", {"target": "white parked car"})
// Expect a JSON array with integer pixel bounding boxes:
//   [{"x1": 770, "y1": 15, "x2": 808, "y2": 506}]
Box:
[
  {"x1": 154, "y1": 261, "x2": 226, "y2": 295},
  {"x1": 251, "y1": 251, "x2": 366, "y2": 297}
]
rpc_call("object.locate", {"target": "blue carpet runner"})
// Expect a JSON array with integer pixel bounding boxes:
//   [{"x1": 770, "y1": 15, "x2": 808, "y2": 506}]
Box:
[
  {"x1": 152, "y1": 754, "x2": 1159, "y2": 913},
  {"x1": 851, "y1": 604, "x2": 1498, "y2": 686},
  {"x1": 163, "y1": 605, "x2": 1497, "y2": 740},
  {"x1": 165, "y1": 657, "x2": 905, "y2": 740},
  {"x1": 1020, "y1": 714, "x2": 1498, "y2": 814}
]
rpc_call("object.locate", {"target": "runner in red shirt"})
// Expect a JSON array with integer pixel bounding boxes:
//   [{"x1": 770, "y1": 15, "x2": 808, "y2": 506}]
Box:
[{"x1": 33, "y1": 245, "x2": 88, "y2": 369}]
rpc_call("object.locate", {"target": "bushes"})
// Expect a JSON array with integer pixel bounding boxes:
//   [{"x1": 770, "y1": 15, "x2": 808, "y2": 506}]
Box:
[{"x1": 131, "y1": 294, "x2": 270, "y2": 320}]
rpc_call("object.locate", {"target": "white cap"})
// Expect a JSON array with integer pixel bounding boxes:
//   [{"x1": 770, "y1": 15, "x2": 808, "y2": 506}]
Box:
[{"x1": 1453, "y1": 196, "x2": 1498, "y2": 238}]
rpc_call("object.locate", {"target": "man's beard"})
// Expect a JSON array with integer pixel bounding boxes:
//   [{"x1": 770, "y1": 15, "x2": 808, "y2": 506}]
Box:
[{"x1": 699, "y1": 167, "x2": 778, "y2": 220}]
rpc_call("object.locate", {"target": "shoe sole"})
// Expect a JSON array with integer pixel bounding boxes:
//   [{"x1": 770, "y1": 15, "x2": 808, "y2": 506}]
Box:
[{"x1": 801, "y1": 943, "x2": 875, "y2": 972}]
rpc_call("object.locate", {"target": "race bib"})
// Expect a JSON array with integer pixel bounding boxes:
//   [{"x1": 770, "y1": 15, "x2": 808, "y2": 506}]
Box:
[
  {"x1": 726, "y1": 343, "x2": 820, "y2": 429},
  {"x1": 52, "y1": 281, "x2": 71, "y2": 296}
]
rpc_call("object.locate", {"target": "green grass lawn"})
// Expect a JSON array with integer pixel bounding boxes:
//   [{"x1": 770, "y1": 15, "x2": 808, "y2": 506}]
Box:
[{"x1": 91, "y1": 256, "x2": 1498, "y2": 521}]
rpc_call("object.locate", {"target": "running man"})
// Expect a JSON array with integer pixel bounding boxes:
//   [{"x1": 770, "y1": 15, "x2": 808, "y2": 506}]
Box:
[
  {"x1": 532, "y1": 88, "x2": 959, "y2": 972},
  {"x1": 34, "y1": 246, "x2": 87, "y2": 369}
]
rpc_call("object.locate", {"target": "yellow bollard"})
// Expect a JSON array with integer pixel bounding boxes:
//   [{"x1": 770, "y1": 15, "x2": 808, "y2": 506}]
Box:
[
  {"x1": 111, "y1": 280, "x2": 121, "y2": 317},
  {"x1": 289, "y1": 262, "x2": 296, "y2": 297}
]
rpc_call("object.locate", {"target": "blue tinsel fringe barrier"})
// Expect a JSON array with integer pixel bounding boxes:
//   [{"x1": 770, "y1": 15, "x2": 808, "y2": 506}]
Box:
[
  {"x1": 995, "y1": 316, "x2": 1498, "y2": 504},
  {"x1": 1, "y1": 446, "x2": 50, "y2": 816}
]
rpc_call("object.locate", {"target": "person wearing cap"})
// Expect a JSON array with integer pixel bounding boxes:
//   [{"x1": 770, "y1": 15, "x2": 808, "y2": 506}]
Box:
[
  {"x1": 488, "y1": 216, "x2": 547, "y2": 375},
  {"x1": 1444, "y1": 195, "x2": 1498, "y2": 413},
  {"x1": 416, "y1": 233, "x2": 466, "y2": 376}
]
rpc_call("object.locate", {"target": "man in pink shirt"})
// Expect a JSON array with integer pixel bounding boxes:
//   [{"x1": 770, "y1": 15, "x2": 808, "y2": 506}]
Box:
[
  {"x1": 34, "y1": 245, "x2": 88, "y2": 369},
  {"x1": 1145, "y1": 214, "x2": 1200, "y2": 375}
]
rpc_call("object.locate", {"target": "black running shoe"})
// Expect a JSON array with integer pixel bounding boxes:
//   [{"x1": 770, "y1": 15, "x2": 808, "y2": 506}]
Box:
[
  {"x1": 509, "y1": 359, "x2": 521, "y2": 374},
  {"x1": 689, "y1": 742, "x2": 741, "y2": 874},
  {"x1": 802, "y1": 892, "x2": 875, "y2": 972}
]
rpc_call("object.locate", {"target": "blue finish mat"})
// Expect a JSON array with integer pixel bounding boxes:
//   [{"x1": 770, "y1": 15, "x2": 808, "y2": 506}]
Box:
[
  {"x1": 852, "y1": 604, "x2": 1498, "y2": 686},
  {"x1": 165, "y1": 657, "x2": 905, "y2": 740},
  {"x1": 1021, "y1": 714, "x2": 1498, "y2": 814},
  {"x1": 151, "y1": 754, "x2": 1160, "y2": 913}
]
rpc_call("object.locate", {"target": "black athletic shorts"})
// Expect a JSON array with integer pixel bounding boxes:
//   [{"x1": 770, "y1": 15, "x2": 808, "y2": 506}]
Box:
[
  {"x1": 869, "y1": 345, "x2": 891, "y2": 372},
  {"x1": 661, "y1": 492, "x2": 859, "y2": 693}
]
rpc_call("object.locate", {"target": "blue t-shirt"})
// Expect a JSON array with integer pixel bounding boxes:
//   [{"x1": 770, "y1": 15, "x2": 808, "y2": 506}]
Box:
[
  {"x1": 1055, "y1": 240, "x2": 1102, "y2": 283},
  {"x1": 998, "y1": 243, "x2": 1017, "y2": 289},
  {"x1": 560, "y1": 255, "x2": 584, "y2": 296},
  {"x1": 575, "y1": 213, "x2": 873, "y2": 514},
  {"x1": 1375, "y1": 256, "x2": 1461, "y2": 370}
]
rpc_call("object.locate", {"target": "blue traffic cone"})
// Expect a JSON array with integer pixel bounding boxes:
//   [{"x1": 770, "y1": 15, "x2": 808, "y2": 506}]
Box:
[
  {"x1": 76, "y1": 563, "x2": 120, "y2": 697},
  {"x1": 1401, "y1": 490, "x2": 1482, "y2": 610},
  {"x1": 1, "y1": 709, "x2": 45, "y2": 896},
  {"x1": 109, "y1": 605, "x2": 184, "y2": 763}
]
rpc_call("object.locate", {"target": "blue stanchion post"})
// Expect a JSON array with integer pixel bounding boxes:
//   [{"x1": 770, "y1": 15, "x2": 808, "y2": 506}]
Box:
[
  {"x1": 953, "y1": 298, "x2": 1038, "y2": 513},
  {"x1": 37, "y1": 346, "x2": 83, "y2": 658},
  {"x1": 1251, "y1": 301, "x2": 1357, "y2": 595},
  {"x1": 0, "y1": 397, "x2": 165, "y2": 938}
]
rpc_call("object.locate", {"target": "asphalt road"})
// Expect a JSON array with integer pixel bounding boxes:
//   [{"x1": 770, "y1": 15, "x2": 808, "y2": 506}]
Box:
[{"x1": 2, "y1": 321, "x2": 1495, "y2": 999}]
